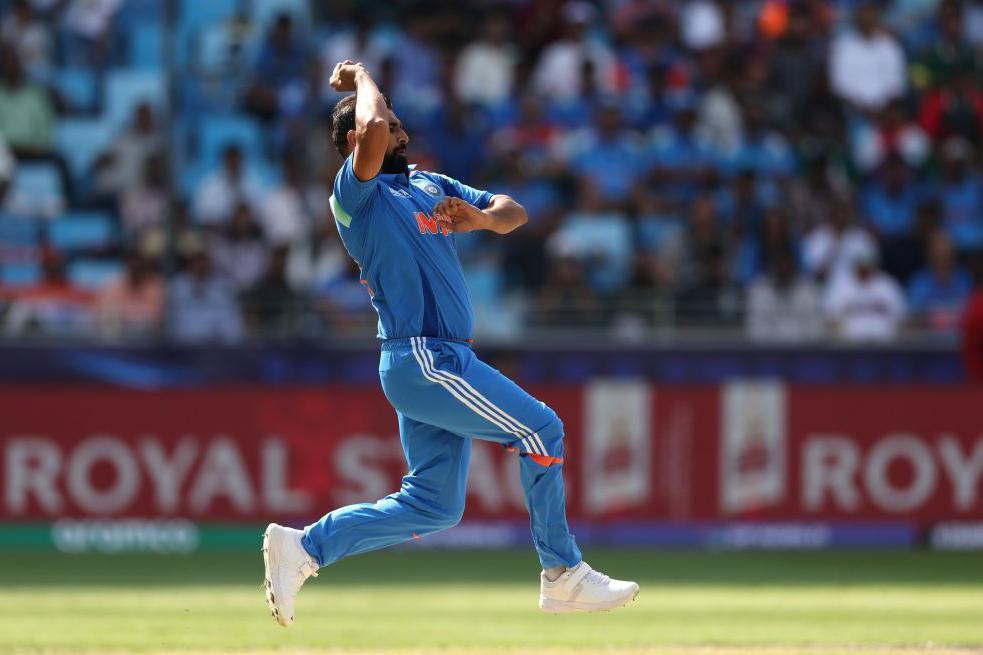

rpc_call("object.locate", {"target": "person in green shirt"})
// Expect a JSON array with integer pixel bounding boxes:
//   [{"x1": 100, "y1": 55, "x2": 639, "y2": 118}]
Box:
[{"x1": 0, "y1": 46, "x2": 55, "y2": 156}]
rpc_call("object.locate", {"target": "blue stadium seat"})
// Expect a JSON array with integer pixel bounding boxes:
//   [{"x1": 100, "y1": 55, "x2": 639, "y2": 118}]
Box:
[
  {"x1": 57, "y1": 119, "x2": 116, "y2": 180},
  {"x1": 51, "y1": 68, "x2": 98, "y2": 114},
  {"x1": 49, "y1": 213, "x2": 116, "y2": 252},
  {"x1": 67, "y1": 258, "x2": 124, "y2": 291},
  {"x1": 180, "y1": 0, "x2": 240, "y2": 29},
  {"x1": 0, "y1": 217, "x2": 41, "y2": 245},
  {"x1": 129, "y1": 23, "x2": 165, "y2": 69},
  {"x1": 196, "y1": 114, "x2": 264, "y2": 168},
  {"x1": 0, "y1": 262, "x2": 42, "y2": 287},
  {"x1": 105, "y1": 70, "x2": 167, "y2": 131},
  {"x1": 250, "y1": 0, "x2": 310, "y2": 26},
  {"x1": 12, "y1": 164, "x2": 63, "y2": 205}
]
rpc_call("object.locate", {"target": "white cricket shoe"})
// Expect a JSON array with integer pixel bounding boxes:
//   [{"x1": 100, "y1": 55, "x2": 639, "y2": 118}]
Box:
[
  {"x1": 539, "y1": 561, "x2": 639, "y2": 613},
  {"x1": 262, "y1": 523, "x2": 318, "y2": 627}
]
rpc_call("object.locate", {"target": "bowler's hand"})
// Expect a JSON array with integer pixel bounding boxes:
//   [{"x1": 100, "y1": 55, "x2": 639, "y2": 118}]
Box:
[
  {"x1": 329, "y1": 60, "x2": 365, "y2": 92},
  {"x1": 434, "y1": 197, "x2": 491, "y2": 233}
]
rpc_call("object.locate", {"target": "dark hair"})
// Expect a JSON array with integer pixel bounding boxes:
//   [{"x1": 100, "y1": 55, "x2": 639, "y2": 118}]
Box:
[{"x1": 331, "y1": 93, "x2": 392, "y2": 157}]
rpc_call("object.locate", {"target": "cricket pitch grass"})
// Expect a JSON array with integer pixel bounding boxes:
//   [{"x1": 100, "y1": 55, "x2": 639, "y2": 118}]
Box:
[{"x1": 1, "y1": 548, "x2": 982, "y2": 655}]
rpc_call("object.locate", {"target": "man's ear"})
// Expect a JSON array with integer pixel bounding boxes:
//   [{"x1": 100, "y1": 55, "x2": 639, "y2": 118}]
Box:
[{"x1": 347, "y1": 129, "x2": 357, "y2": 151}]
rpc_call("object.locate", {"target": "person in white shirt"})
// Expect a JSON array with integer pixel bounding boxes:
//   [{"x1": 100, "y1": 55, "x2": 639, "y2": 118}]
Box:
[
  {"x1": 192, "y1": 144, "x2": 265, "y2": 228},
  {"x1": 829, "y1": 1, "x2": 907, "y2": 112},
  {"x1": 746, "y1": 248, "x2": 824, "y2": 342},
  {"x1": 824, "y1": 245, "x2": 907, "y2": 342},
  {"x1": 531, "y1": 1, "x2": 616, "y2": 100},
  {"x1": 802, "y1": 198, "x2": 879, "y2": 282},
  {"x1": 454, "y1": 10, "x2": 518, "y2": 108}
]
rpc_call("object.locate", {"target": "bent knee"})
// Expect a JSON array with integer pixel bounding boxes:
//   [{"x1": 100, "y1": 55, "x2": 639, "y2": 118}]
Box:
[{"x1": 517, "y1": 415, "x2": 565, "y2": 466}]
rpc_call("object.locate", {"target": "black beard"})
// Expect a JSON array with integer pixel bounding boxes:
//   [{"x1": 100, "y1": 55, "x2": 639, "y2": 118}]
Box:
[{"x1": 380, "y1": 152, "x2": 408, "y2": 175}]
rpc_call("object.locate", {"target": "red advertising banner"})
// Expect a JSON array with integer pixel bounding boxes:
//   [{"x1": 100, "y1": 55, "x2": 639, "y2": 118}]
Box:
[{"x1": 1, "y1": 384, "x2": 981, "y2": 525}]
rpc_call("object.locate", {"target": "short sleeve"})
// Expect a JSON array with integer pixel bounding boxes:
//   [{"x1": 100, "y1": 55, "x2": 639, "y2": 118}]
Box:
[
  {"x1": 332, "y1": 154, "x2": 376, "y2": 227},
  {"x1": 434, "y1": 173, "x2": 494, "y2": 210}
]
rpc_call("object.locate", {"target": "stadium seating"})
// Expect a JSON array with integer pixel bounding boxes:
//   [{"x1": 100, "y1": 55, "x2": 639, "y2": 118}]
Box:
[
  {"x1": 105, "y1": 70, "x2": 167, "y2": 131},
  {"x1": 67, "y1": 258, "x2": 124, "y2": 291},
  {"x1": 128, "y1": 23, "x2": 165, "y2": 70},
  {"x1": 48, "y1": 213, "x2": 116, "y2": 252},
  {"x1": 250, "y1": 0, "x2": 310, "y2": 26},
  {"x1": 57, "y1": 119, "x2": 116, "y2": 182},
  {"x1": 51, "y1": 68, "x2": 99, "y2": 114},
  {"x1": 0, "y1": 262, "x2": 42, "y2": 287},
  {"x1": 195, "y1": 114, "x2": 265, "y2": 168}
]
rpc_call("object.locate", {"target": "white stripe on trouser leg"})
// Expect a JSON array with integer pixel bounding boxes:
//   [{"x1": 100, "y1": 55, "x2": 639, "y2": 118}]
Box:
[
  {"x1": 419, "y1": 337, "x2": 547, "y2": 453},
  {"x1": 414, "y1": 337, "x2": 544, "y2": 456},
  {"x1": 418, "y1": 338, "x2": 550, "y2": 456},
  {"x1": 409, "y1": 338, "x2": 537, "y2": 453}
]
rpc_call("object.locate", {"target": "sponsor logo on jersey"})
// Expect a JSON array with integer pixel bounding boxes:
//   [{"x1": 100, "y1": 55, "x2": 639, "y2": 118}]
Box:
[{"x1": 415, "y1": 211, "x2": 450, "y2": 236}]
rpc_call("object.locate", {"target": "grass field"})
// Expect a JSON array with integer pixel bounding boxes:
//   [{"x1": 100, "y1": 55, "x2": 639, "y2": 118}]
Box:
[{"x1": 1, "y1": 548, "x2": 982, "y2": 655}]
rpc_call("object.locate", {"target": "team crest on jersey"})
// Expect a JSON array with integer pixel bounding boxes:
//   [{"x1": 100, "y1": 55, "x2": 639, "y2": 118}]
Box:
[
  {"x1": 387, "y1": 185, "x2": 412, "y2": 198},
  {"x1": 412, "y1": 178, "x2": 442, "y2": 197}
]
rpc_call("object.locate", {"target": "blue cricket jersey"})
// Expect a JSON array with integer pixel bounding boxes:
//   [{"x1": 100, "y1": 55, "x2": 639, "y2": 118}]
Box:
[{"x1": 330, "y1": 154, "x2": 493, "y2": 341}]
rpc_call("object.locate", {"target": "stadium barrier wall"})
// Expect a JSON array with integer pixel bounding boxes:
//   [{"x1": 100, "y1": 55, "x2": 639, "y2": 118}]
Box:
[{"x1": 2, "y1": 382, "x2": 982, "y2": 551}]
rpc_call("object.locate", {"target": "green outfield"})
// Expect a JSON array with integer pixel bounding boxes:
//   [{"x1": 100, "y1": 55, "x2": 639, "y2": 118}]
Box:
[{"x1": 1, "y1": 548, "x2": 982, "y2": 655}]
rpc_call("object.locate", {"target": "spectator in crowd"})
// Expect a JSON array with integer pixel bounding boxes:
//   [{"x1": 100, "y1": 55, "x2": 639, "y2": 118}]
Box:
[
  {"x1": 547, "y1": 183, "x2": 632, "y2": 294},
  {"x1": 675, "y1": 241, "x2": 743, "y2": 327},
  {"x1": 937, "y1": 136, "x2": 983, "y2": 255},
  {"x1": 93, "y1": 101, "x2": 165, "y2": 201},
  {"x1": 0, "y1": 0, "x2": 50, "y2": 79},
  {"x1": 241, "y1": 244, "x2": 303, "y2": 337},
  {"x1": 454, "y1": 9, "x2": 517, "y2": 109},
  {"x1": 95, "y1": 251, "x2": 164, "y2": 340},
  {"x1": 167, "y1": 249, "x2": 243, "y2": 344},
  {"x1": 803, "y1": 198, "x2": 879, "y2": 283},
  {"x1": 767, "y1": 2, "x2": 825, "y2": 129},
  {"x1": 313, "y1": 256, "x2": 373, "y2": 332},
  {"x1": 245, "y1": 13, "x2": 309, "y2": 122},
  {"x1": 209, "y1": 202, "x2": 268, "y2": 291},
  {"x1": 531, "y1": 1, "x2": 616, "y2": 101},
  {"x1": 650, "y1": 104, "x2": 719, "y2": 205},
  {"x1": 565, "y1": 104, "x2": 647, "y2": 207},
  {"x1": 679, "y1": 0, "x2": 726, "y2": 52},
  {"x1": 861, "y1": 156, "x2": 925, "y2": 280},
  {"x1": 63, "y1": 0, "x2": 122, "y2": 67},
  {"x1": 0, "y1": 46, "x2": 55, "y2": 157},
  {"x1": 745, "y1": 247, "x2": 824, "y2": 342},
  {"x1": 534, "y1": 256, "x2": 602, "y2": 329},
  {"x1": 192, "y1": 144, "x2": 265, "y2": 228},
  {"x1": 119, "y1": 154, "x2": 168, "y2": 240},
  {"x1": 911, "y1": 0, "x2": 980, "y2": 90},
  {"x1": 261, "y1": 154, "x2": 326, "y2": 248},
  {"x1": 829, "y1": 1, "x2": 907, "y2": 112},
  {"x1": 824, "y1": 244, "x2": 907, "y2": 342},
  {"x1": 1, "y1": 250, "x2": 93, "y2": 336},
  {"x1": 852, "y1": 100, "x2": 931, "y2": 174},
  {"x1": 908, "y1": 230, "x2": 973, "y2": 334},
  {"x1": 919, "y1": 66, "x2": 983, "y2": 146}
]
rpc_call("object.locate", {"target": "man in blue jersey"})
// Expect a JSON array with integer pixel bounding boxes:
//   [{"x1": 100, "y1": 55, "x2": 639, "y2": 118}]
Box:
[{"x1": 263, "y1": 61, "x2": 638, "y2": 626}]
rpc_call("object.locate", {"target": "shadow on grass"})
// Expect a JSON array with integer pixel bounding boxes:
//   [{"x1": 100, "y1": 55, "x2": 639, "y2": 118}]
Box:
[{"x1": 2, "y1": 549, "x2": 983, "y2": 589}]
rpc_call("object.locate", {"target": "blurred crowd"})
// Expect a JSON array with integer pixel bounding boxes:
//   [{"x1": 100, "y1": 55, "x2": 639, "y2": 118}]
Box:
[{"x1": 0, "y1": 0, "x2": 982, "y2": 344}]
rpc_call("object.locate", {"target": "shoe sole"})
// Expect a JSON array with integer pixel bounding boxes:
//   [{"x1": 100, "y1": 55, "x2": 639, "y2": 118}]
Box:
[
  {"x1": 262, "y1": 524, "x2": 291, "y2": 627},
  {"x1": 538, "y1": 584, "x2": 640, "y2": 614}
]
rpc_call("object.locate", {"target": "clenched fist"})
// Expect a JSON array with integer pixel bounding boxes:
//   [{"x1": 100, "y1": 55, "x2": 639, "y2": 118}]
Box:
[{"x1": 329, "y1": 60, "x2": 366, "y2": 92}]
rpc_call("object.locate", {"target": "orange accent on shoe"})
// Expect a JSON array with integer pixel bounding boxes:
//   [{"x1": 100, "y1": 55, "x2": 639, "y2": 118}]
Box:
[
  {"x1": 528, "y1": 453, "x2": 564, "y2": 467},
  {"x1": 412, "y1": 533, "x2": 421, "y2": 540}
]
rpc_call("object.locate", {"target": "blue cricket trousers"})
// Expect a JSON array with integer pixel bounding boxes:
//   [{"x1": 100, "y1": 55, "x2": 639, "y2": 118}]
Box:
[{"x1": 302, "y1": 336, "x2": 582, "y2": 570}]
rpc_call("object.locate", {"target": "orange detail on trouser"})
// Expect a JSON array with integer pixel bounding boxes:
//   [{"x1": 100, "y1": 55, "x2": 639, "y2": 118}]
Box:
[{"x1": 527, "y1": 453, "x2": 563, "y2": 467}]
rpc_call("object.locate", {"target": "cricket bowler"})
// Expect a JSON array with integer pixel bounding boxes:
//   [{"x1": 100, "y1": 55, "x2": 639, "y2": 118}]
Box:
[{"x1": 263, "y1": 61, "x2": 639, "y2": 626}]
